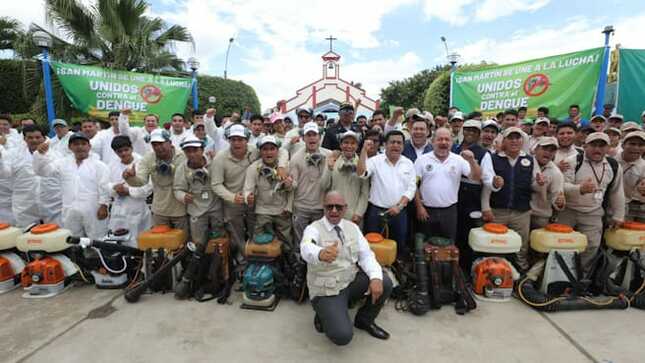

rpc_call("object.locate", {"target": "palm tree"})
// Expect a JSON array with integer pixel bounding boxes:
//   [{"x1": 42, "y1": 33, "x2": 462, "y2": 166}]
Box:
[
  {"x1": 0, "y1": 17, "x2": 24, "y2": 51},
  {"x1": 37, "y1": 0, "x2": 193, "y2": 72}
]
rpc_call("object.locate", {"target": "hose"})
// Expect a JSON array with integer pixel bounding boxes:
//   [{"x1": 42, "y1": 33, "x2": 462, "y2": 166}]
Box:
[{"x1": 96, "y1": 249, "x2": 128, "y2": 274}]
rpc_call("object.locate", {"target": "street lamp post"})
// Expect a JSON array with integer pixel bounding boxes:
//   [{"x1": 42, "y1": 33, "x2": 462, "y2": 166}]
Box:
[
  {"x1": 594, "y1": 25, "x2": 615, "y2": 116},
  {"x1": 224, "y1": 37, "x2": 234, "y2": 80},
  {"x1": 33, "y1": 31, "x2": 56, "y2": 134},
  {"x1": 188, "y1": 57, "x2": 200, "y2": 110}
]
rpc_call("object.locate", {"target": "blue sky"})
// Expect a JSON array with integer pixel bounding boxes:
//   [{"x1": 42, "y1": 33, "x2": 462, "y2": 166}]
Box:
[{"x1": 3, "y1": 0, "x2": 645, "y2": 109}]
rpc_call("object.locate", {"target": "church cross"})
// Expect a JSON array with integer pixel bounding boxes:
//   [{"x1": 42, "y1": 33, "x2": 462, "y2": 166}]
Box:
[{"x1": 325, "y1": 35, "x2": 337, "y2": 52}]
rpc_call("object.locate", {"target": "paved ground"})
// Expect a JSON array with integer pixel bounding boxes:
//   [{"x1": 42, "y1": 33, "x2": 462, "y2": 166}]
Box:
[{"x1": 2, "y1": 285, "x2": 643, "y2": 363}]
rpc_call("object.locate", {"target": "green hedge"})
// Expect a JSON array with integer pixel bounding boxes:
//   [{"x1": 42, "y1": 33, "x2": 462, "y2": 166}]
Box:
[
  {"x1": 189, "y1": 75, "x2": 261, "y2": 117},
  {"x1": 423, "y1": 71, "x2": 451, "y2": 117}
]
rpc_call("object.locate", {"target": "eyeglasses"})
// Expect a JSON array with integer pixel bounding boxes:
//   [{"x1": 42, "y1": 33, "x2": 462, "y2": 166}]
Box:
[{"x1": 324, "y1": 204, "x2": 346, "y2": 211}]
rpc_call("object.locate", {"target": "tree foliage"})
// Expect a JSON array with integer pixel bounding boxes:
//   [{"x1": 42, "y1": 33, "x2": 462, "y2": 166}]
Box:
[
  {"x1": 192, "y1": 75, "x2": 261, "y2": 117},
  {"x1": 380, "y1": 65, "x2": 449, "y2": 113}
]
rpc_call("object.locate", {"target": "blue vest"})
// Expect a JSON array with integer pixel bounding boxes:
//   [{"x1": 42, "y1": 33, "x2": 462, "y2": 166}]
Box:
[
  {"x1": 490, "y1": 153, "x2": 533, "y2": 211},
  {"x1": 452, "y1": 143, "x2": 488, "y2": 164},
  {"x1": 403, "y1": 140, "x2": 432, "y2": 162}
]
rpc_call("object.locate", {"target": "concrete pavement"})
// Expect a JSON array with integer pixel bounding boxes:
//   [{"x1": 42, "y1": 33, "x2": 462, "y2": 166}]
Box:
[{"x1": 2, "y1": 285, "x2": 643, "y2": 363}]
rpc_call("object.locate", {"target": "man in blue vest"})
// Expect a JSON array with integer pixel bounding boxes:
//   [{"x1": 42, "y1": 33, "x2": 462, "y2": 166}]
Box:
[
  {"x1": 482, "y1": 127, "x2": 538, "y2": 271},
  {"x1": 452, "y1": 120, "x2": 495, "y2": 272},
  {"x1": 402, "y1": 111, "x2": 432, "y2": 162}
]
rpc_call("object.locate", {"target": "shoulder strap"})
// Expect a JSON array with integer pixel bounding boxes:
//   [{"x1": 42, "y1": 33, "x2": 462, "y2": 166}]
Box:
[
  {"x1": 574, "y1": 152, "x2": 584, "y2": 174},
  {"x1": 606, "y1": 156, "x2": 619, "y2": 188}
]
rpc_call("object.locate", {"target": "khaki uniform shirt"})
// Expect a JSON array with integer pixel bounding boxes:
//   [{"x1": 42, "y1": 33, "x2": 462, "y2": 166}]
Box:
[
  {"x1": 125, "y1": 148, "x2": 186, "y2": 217},
  {"x1": 244, "y1": 159, "x2": 293, "y2": 215},
  {"x1": 563, "y1": 154, "x2": 625, "y2": 221},
  {"x1": 530, "y1": 160, "x2": 565, "y2": 218},
  {"x1": 320, "y1": 154, "x2": 369, "y2": 220},
  {"x1": 290, "y1": 147, "x2": 331, "y2": 211},
  {"x1": 616, "y1": 153, "x2": 645, "y2": 204},
  {"x1": 173, "y1": 157, "x2": 219, "y2": 217}
]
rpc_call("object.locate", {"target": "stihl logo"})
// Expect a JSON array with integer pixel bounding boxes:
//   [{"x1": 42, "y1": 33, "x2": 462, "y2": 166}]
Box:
[
  {"x1": 558, "y1": 238, "x2": 574, "y2": 243},
  {"x1": 639, "y1": 236, "x2": 645, "y2": 241},
  {"x1": 27, "y1": 239, "x2": 42, "y2": 245},
  {"x1": 491, "y1": 239, "x2": 507, "y2": 244}
]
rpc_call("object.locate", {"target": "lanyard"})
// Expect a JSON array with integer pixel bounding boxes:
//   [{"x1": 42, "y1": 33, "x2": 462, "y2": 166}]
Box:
[{"x1": 587, "y1": 160, "x2": 605, "y2": 186}]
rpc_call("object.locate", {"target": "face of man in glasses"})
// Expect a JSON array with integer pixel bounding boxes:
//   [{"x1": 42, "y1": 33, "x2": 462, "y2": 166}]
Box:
[{"x1": 323, "y1": 191, "x2": 347, "y2": 225}]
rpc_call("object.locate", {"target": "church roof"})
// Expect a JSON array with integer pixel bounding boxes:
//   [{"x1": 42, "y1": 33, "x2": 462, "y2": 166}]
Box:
[{"x1": 321, "y1": 51, "x2": 341, "y2": 61}]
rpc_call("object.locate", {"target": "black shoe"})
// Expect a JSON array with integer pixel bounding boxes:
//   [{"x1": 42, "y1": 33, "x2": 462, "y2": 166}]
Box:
[
  {"x1": 354, "y1": 320, "x2": 390, "y2": 340},
  {"x1": 314, "y1": 315, "x2": 323, "y2": 333}
]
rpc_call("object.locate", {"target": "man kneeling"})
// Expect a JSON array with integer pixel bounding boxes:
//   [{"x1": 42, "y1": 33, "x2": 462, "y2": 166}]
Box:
[{"x1": 300, "y1": 191, "x2": 393, "y2": 345}]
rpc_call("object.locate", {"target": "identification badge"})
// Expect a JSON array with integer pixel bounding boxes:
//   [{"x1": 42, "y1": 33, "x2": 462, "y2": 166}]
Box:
[
  {"x1": 201, "y1": 191, "x2": 209, "y2": 200},
  {"x1": 593, "y1": 191, "x2": 603, "y2": 202}
]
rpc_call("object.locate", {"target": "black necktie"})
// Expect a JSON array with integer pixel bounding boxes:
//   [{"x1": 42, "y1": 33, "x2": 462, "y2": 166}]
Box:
[{"x1": 333, "y1": 225, "x2": 345, "y2": 245}]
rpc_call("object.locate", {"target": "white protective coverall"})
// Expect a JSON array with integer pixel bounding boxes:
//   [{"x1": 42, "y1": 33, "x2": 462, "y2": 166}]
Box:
[
  {"x1": 106, "y1": 153, "x2": 152, "y2": 245},
  {"x1": 33, "y1": 152, "x2": 110, "y2": 240},
  {"x1": 0, "y1": 146, "x2": 63, "y2": 227},
  {"x1": 0, "y1": 145, "x2": 14, "y2": 224}
]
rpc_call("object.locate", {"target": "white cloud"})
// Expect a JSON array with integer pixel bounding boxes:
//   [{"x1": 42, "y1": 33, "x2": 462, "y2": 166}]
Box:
[
  {"x1": 422, "y1": 0, "x2": 551, "y2": 25},
  {"x1": 0, "y1": 0, "x2": 46, "y2": 30},
  {"x1": 454, "y1": 13, "x2": 645, "y2": 65}
]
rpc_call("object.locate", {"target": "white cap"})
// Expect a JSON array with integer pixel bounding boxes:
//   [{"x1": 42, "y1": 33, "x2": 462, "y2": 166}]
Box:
[
  {"x1": 450, "y1": 111, "x2": 464, "y2": 121},
  {"x1": 338, "y1": 130, "x2": 361, "y2": 142},
  {"x1": 534, "y1": 117, "x2": 550, "y2": 125},
  {"x1": 302, "y1": 121, "x2": 319, "y2": 135},
  {"x1": 258, "y1": 135, "x2": 279, "y2": 148},
  {"x1": 180, "y1": 135, "x2": 204, "y2": 149},
  {"x1": 227, "y1": 124, "x2": 248, "y2": 139},
  {"x1": 149, "y1": 129, "x2": 170, "y2": 143},
  {"x1": 482, "y1": 120, "x2": 501, "y2": 132},
  {"x1": 462, "y1": 120, "x2": 481, "y2": 130}
]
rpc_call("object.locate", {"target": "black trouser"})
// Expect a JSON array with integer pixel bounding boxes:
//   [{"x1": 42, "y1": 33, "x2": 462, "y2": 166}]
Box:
[
  {"x1": 311, "y1": 270, "x2": 393, "y2": 346},
  {"x1": 456, "y1": 183, "x2": 482, "y2": 273},
  {"x1": 417, "y1": 203, "x2": 458, "y2": 242}
]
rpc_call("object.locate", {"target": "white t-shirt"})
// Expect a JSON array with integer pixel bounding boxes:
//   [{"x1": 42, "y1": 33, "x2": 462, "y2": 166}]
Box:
[
  {"x1": 364, "y1": 153, "x2": 416, "y2": 208},
  {"x1": 415, "y1": 151, "x2": 471, "y2": 208}
]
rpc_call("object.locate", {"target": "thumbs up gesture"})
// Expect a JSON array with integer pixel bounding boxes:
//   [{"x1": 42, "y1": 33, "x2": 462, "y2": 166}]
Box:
[
  {"x1": 493, "y1": 175, "x2": 504, "y2": 189},
  {"x1": 319, "y1": 241, "x2": 339, "y2": 263},
  {"x1": 580, "y1": 177, "x2": 597, "y2": 195}
]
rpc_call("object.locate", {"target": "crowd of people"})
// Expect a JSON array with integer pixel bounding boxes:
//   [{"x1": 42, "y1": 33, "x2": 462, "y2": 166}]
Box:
[{"x1": 0, "y1": 101, "x2": 644, "y2": 345}]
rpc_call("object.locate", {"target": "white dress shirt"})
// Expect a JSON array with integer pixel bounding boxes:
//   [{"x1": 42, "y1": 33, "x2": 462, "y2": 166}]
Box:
[
  {"x1": 363, "y1": 153, "x2": 416, "y2": 208},
  {"x1": 415, "y1": 151, "x2": 471, "y2": 208},
  {"x1": 300, "y1": 216, "x2": 383, "y2": 281}
]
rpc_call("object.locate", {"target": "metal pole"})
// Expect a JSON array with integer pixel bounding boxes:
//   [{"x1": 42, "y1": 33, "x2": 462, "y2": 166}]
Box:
[
  {"x1": 594, "y1": 26, "x2": 614, "y2": 116},
  {"x1": 41, "y1": 48, "x2": 56, "y2": 136},
  {"x1": 224, "y1": 38, "x2": 234, "y2": 79},
  {"x1": 191, "y1": 69, "x2": 199, "y2": 110}
]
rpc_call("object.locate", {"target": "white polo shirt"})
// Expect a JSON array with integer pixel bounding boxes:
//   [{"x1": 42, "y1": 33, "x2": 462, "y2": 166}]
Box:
[
  {"x1": 415, "y1": 151, "x2": 471, "y2": 208},
  {"x1": 364, "y1": 153, "x2": 416, "y2": 209}
]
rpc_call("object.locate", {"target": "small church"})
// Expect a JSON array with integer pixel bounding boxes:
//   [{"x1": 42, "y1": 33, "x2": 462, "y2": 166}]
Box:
[{"x1": 278, "y1": 36, "x2": 380, "y2": 118}]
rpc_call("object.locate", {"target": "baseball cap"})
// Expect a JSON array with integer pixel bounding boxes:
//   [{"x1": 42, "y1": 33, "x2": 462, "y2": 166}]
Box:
[
  {"x1": 535, "y1": 136, "x2": 558, "y2": 148},
  {"x1": 585, "y1": 132, "x2": 610, "y2": 144},
  {"x1": 339, "y1": 102, "x2": 354, "y2": 112},
  {"x1": 534, "y1": 117, "x2": 550, "y2": 126},
  {"x1": 621, "y1": 121, "x2": 642, "y2": 133},
  {"x1": 608, "y1": 114, "x2": 624, "y2": 121},
  {"x1": 604, "y1": 127, "x2": 621, "y2": 136},
  {"x1": 623, "y1": 130, "x2": 645, "y2": 143},
  {"x1": 296, "y1": 107, "x2": 313, "y2": 116},
  {"x1": 227, "y1": 124, "x2": 248, "y2": 139},
  {"x1": 405, "y1": 108, "x2": 422, "y2": 119},
  {"x1": 270, "y1": 113, "x2": 285, "y2": 124},
  {"x1": 449, "y1": 111, "x2": 464, "y2": 122},
  {"x1": 258, "y1": 135, "x2": 279, "y2": 148},
  {"x1": 180, "y1": 135, "x2": 204, "y2": 149},
  {"x1": 338, "y1": 130, "x2": 361, "y2": 142},
  {"x1": 462, "y1": 120, "x2": 481, "y2": 130},
  {"x1": 68, "y1": 132, "x2": 89, "y2": 144},
  {"x1": 52, "y1": 119, "x2": 68, "y2": 128},
  {"x1": 149, "y1": 129, "x2": 171, "y2": 143},
  {"x1": 482, "y1": 120, "x2": 501, "y2": 132},
  {"x1": 502, "y1": 126, "x2": 523, "y2": 138},
  {"x1": 302, "y1": 121, "x2": 319, "y2": 135},
  {"x1": 590, "y1": 115, "x2": 607, "y2": 123}
]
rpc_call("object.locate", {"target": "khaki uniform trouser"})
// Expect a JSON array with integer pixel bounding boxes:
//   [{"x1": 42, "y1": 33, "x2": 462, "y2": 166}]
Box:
[
  {"x1": 189, "y1": 209, "x2": 225, "y2": 246},
  {"x1": 530, "y1": 215, "x2": 551, "y2": 230},
  {"x1": 223, "y1": 202, "x2": 255, "y2": 253},
  {"x1": 292, "y1": 208, "x2": 324, "y2": 249},
  {"x1": 255, "y1": 213, "x2": 293, "y2": 251},
  {"x1": 492, "y1": 208, "x2": 531, "y2": 270},
  {"x1": 152, "y1": 214, "x2": 189, "y2": 240},
  {"x1": 556, "y1": 208, "x2": 603, "y2": 274}
]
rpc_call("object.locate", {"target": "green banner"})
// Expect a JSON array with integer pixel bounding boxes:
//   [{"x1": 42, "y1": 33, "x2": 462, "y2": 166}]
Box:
[
  {"x1": 618, "y1": 48, "x2": 645, "y2": 124},
  {"x1": 51, "y1": 61, "x2": 192, "y2": 125},
  {"x1": 451, "y1": 48, "x2": 604, "y2": 120}
]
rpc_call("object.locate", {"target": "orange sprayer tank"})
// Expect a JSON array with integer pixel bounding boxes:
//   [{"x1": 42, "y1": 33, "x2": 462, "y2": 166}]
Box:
[
  {"x1": 365, "y1": 233, "x2": 397, "y2": 266},
  {"x1": 20, "y1": 256, "x2": 65, "y2": 287},
  {"x1": 604, "y1": 222, "x2": 645, "y2": 251},
  {"x1": 0, "y1": 224, "x2": 21, "y2": 250},
  {"x1": 137, "y1": 225, "x2": 187, "y2": 250},
  {"x1": 530, "y1": 224, "x2": 588, "y2": 253},
  {"x1": 472, "y1": 257, "x2": 514, "y2": 296}
]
